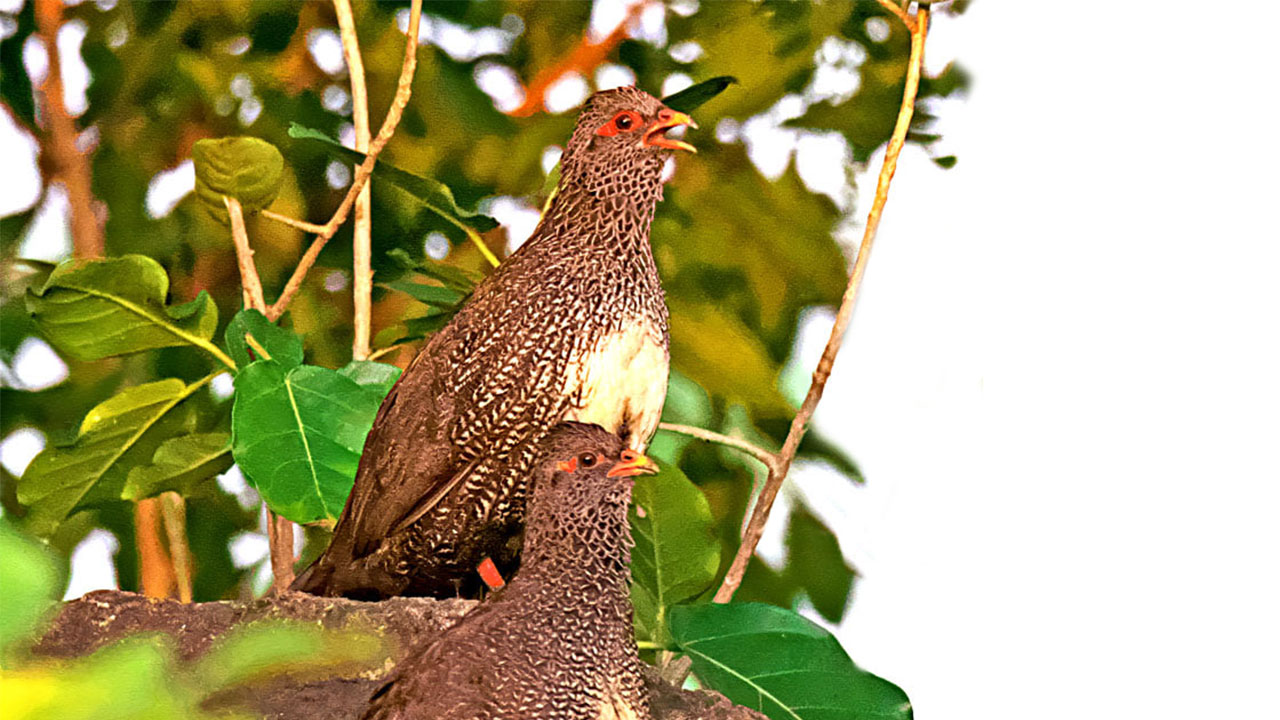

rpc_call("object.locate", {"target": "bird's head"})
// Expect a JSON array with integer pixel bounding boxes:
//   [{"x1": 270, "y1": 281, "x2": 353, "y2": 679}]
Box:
[
  {"x1": 559, "y1": 87, "x2": 698, "y2": 200},
  {"x1": 531, "y1": 422, "x2": 658, "y2": 517}
]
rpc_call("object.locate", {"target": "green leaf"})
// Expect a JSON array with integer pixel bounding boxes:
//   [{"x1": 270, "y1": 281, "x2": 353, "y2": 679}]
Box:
[
  {"x1": 670, "y1": 603, "x2": 912, "y2": 720},
  {"x1": 383, "y1": 280, "x2": 467, "y2": 308},
  {"x1": 662, "y1": 75, "x2": 738, "y2": 113},
  {"x1": 224, "y1": 309, "x2": 304, "y2": 370},
  {"x1": 386, "y1": 248, "x2": 479, "y2": 293},
  {"x1": 122, "y1": 432, "x2": 233, "y2": 501},
  {"x1": 786, "y1": 508, "x2": 857, "y2": 623},
  {"x1": 932, "y1": 155, "x2": 957, "y2": 169},
  {"x1": 337, "y1": 360, "x2": 402, "y2": 398},
  {"x1": 0, "y1": 520, "x2": 62, "y2": 658},
  {"x1": 288, "y1": 123, "x2": 499, "y2": 233},
  {"x1": 231, "y1": 361, "x2": 384, "y2": 523},
  {"x1": 17, "y1": 376, "x2": 212, "y2": 535},
  {"x1": 192, "y1": 136, "x2": 285, "y2": 223},
  {"x1": 629, "y1": 464, "x2": 721, "y2": 644},
  {"x1": 25, "y1": 255, "x2": 226, "y2": 367}
]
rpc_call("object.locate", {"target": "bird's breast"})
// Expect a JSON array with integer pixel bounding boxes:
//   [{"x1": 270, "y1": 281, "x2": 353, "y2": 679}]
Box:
[{"x1": 563, "y1": 319, "x2": 669, "y2": 450}]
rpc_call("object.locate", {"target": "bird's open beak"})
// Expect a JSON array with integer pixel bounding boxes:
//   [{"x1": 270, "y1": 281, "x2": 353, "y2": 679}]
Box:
[
  {"x1": 607, "y1": 450, "x2": 659, "y2": 478},
  {"x1": 643, "y1": 111, "x2": 698, "y2": 153}
]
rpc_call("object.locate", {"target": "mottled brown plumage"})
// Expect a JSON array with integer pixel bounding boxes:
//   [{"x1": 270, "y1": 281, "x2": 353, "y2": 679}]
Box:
[
  {"x1": 360, "y1": 423, "x2": 657, "y2": 720},
  {"x1": 293, "y1": 87, "x2": 695, "y2": 598}
]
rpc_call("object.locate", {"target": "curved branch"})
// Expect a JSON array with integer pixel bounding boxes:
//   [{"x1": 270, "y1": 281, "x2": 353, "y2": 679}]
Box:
[
  {"x1": 266, "y1": 0, "x2": 424, "y2": 322},
  {"x1": 657, "y1": 422, "x2": 778, "y2": 473},
  {"x1": 712, "y1": 4, "x2": 931, "y2": 604}
]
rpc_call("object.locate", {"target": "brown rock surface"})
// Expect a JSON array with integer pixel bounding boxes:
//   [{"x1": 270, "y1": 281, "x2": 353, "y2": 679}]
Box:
[{"x1": 35, "y1": 590, "x2": 765, "y2": 720}]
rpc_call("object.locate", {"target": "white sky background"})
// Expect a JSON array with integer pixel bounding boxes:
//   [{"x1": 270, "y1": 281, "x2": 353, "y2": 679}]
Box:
[{"x1": 3, "y1": 2, "x2": 1280, "y2": 718}]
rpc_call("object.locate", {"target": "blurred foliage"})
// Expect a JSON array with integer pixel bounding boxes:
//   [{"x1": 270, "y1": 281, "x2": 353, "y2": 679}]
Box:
[{"x1": 1, "y1": 1, "x2": 962, "y2": 714}]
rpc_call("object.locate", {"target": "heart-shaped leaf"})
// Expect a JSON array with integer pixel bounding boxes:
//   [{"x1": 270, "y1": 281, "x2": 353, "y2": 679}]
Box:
[
  {"x1": 670, "y1": 602, "x2": 912, "y2": 720},
  {"x1": 192, "y1": 136, "x2": 285, "y2": 223},
  {"x1": 224, "y1": 309, "x2": 304, "y2": 370},
  {"x1": 629, "y1": 464, "x2": 721, "y2": 644},
  {"x1": 25, "y1": 255, "x2": 225, "y2": 366},
  {"x1": 231, "y1": 361, "x2": 384, "y2": 523},
  {"x1": 288, "y1": 123, "x2": 498, "y2": 233},
  {"x1": 662, "y1": 75, "x2": 738, "y2": 113},
  {"x1": 17, "y1": 376, "x2": 214, "y2": 535},
  {"x1": 122, "y1": 432, "x2": 233, "y2": 501}
]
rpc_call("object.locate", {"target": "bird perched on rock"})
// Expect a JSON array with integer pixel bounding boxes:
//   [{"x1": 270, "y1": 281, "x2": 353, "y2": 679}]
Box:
[
  {"x1": 361, "y1": 422, "x2": 658, "y2": 720},
  {"x1": 293, "y1": 86, "x2": 696, "y2": 598}
]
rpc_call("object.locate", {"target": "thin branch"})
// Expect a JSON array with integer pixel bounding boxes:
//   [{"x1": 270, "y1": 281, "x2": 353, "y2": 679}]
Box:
[
  {"x1": 260, "y1": 209, "x2": 328, "y2": 235},
  {"x1": 225, "y1": 196, "x2": 267, "y2": 311},
  {"x1": 657, "y1": 422, "x2": 778, "y2": 473},
  {"x1": 35, "y1": 0, "x2": 103, "y2": 258},
  {"x1": 334, "y1": 0, "x2": 374, "y2": 361},
  {"x1": 159, "y1": 493, "x2": 193, "y2": 603},
  {"x1": 266, "y1": 0, "x2": 424, "y2": 322},
  {"x1": 713, "y1": 4, "x2": 931, "y2": 604},
  {"x1": 876, "y1": 0, "x2": 917, "y2": 32},
  {"x1": 367, "y1": 343, "x2": 405, "y2": 362}
]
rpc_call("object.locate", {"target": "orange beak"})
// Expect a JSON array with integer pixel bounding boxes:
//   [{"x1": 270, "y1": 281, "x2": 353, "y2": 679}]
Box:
[
  {"x1": 642, "y1": 110, "x2": 698, "y2": 153},
  {"x1": 607, "y1": 449, "x2": 659, "y2": 478}
]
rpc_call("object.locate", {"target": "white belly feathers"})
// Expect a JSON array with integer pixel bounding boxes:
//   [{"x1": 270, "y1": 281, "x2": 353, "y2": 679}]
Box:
[{"x1": 563, "y1": 320, "x2": 669, "y2": 451}]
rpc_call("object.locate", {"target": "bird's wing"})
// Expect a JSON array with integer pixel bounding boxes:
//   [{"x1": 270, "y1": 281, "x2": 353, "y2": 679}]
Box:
[{"x1": 333, "y1": 278, "x2": 578, "y2": 559}]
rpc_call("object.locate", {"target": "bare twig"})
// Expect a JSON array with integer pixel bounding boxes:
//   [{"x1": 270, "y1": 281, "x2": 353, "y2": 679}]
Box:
[
  {"x1": 876, "y1": 0, "x2": 917, "y2": 33},
  {"x1": 367, "y1": 343, "x2": 406, "y2": 362},
  {"x1": 225, "y1": 196, "x2": 267, "y2": 311},
  {"x1": 334, "y1": 0, "x2": 374, "y2": 361},
  {"x1": 159, "y1": 493, "x2": 193, "y2": 603},
  {"x1": 261, "y1": 209, "x2": 328, "y2": 235},
  {"x1": 266, "y1": 0, "x2": 424, "y2": 322},
  {"x1": 657, "y1": 422, "x2": 778, "y2": 473},
  {"x1": 712, "y1": 5, "x2": 931, "y2": 604},
  {"x1": 34, "y1": 0, "x2": 103, "y2": 258}
]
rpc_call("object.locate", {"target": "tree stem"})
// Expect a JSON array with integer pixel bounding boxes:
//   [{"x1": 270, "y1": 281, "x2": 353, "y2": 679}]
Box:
[
  {"x1": 712, "y1": 4, "x2": 931, "y2": 605},
  {"x1": 333, "y1": 0, "x2": 374, "y2": 361}
]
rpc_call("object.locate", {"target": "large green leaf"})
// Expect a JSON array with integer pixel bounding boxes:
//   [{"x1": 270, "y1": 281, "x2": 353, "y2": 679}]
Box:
[
  {"x1": 670, "y1": 602, "x2": 912, "y2": 720},
  {"x1": 288, "y1": 123, "x2": 499, "y2": 233},
  {"x1": 385, "y1": 248, "x2": 480, "y2": 293},
  {"x1": 25, "y1": 256, "x2": 226, "y2": 366},
  {"x1": 192, "y1": 136, "x2": 285, "y2": 222},
  {"x1": 224, "y1": 309, "x2": 304, "y2": 370},
  {"x1": 231, "y1": 361, "x2": 384, "y2": 523},
  {"x1": 0, "y1": 520, "x2": 62, "y2": 658},
  {"x1": 17, "y1": 376, "x2": 213, "y2": 535},
  {"x1": 629, "y1": 465, "x2": 721, "y2": 644},
  {"x1": 122, "y1": 432, "x2": 233, "y2": 501}
]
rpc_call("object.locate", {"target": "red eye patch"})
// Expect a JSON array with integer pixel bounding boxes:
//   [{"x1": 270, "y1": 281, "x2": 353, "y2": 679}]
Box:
[
  {"x1": 596, "y1": 110, "x2": 643, "y2": 137},
  {"x1": 556, "y1": 457, "x2": 579, "y2": 473}
]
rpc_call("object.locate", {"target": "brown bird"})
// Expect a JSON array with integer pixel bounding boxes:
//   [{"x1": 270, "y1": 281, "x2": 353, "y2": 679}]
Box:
[
  {"x1": 293, "y1": 86, "x2": 696, "y2": 598},
  {"x1": 360, "y1": 422, "x2": 658, "y2": 720}
]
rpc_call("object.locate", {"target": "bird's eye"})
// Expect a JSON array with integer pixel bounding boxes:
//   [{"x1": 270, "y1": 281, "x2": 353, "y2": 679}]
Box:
[
  {"x1": 596, "y1": 111, "x2": 642, "y2": 137},
  {"x1": 578, "y1": 452, "x2": 598, "y2": 468}
]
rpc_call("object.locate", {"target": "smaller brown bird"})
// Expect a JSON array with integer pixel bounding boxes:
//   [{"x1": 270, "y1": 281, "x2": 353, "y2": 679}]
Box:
[{"x1": 361, "y1": 422, "x2": 658, "y2": 720}]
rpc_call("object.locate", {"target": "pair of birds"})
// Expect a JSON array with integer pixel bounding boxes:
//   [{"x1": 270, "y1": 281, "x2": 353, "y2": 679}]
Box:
[{"x1": 291, "y1": 87, "x2": 699, "y2": 719}]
